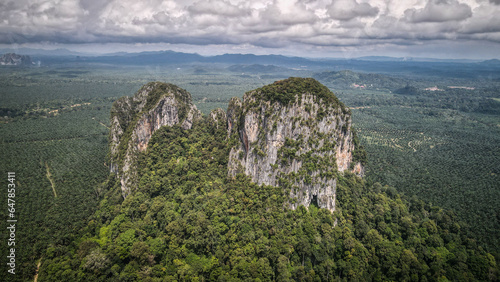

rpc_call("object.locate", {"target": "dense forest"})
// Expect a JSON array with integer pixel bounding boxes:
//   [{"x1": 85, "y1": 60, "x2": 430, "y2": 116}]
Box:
[
  {"x1": 1, "y1": 63, "x2": 499, "y2": 281},
  {"x1": 38, "y1": 113, "x2": 498, "y2": 281}
]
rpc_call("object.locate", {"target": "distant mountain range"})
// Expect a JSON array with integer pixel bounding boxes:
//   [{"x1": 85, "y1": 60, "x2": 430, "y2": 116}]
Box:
[
  {"x1": 354, "y1": 56, "x2": 480, "y2": 63},
  {"x1": 0, "y1": 47, "x2": 493, "y2": 64},
  {"x1": 2, "y1": 49, "x2": 499, "y2": 80},
  {"x1": 71, "y1": 51, "x2": 316, "y2": 68},
  {"x1": 479, "y1": 59, "x2": 500, "y2": 65}
]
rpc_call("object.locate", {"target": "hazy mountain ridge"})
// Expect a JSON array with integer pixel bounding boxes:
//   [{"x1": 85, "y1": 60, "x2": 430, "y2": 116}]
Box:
[{"x1": 5, "y1": 49, "x2": 500, "y2": 82}]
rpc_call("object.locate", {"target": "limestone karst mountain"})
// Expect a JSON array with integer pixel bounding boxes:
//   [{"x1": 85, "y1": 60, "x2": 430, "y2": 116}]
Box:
[
  {"x1": 110, "y1": 78, "x2": 365, "y2": 206},
  {"x1": 226, "y1": 78, "x2": 365, "y2": 212}
]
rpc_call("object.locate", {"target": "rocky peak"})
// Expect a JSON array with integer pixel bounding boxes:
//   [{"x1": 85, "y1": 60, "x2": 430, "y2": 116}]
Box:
[
  {"x1": 0, "y1": 53, "x2": 32, "y2": 66},
  {"x1": 109, "y1": 82, "x2": 201, "y2": 197},
  {"x1": 227, "y1": 77, "x2": 365, "y2": 212}
]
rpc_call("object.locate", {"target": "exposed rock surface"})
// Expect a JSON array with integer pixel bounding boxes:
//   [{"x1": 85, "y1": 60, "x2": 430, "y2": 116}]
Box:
[
  {"x1": 209, "y1": 108, "x2": 227, "y2": 129},
  {"x1": 227, "y1": 78, "x2": 364, "y2": 212},
  {"x1": 0, "y1": 53, "x2": 32, "y2": 66},
  {"x1": 109, "y1": 82, "x2": 201, "y2": 197}
]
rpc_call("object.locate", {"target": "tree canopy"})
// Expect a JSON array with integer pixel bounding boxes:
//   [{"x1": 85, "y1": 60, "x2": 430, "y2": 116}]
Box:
[{"x1": 38, "y1": 114, "x2": 498, "y2": 281}]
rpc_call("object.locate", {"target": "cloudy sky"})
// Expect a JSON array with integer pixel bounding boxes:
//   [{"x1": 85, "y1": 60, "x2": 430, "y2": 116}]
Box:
[{"x1": 1, "y1": 0, "x2": 500, "y2": 58}]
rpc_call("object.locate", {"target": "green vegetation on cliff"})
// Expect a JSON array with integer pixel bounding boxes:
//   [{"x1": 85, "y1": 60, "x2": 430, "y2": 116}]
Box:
[
  {"x1": 251, "y1": 78, "x2": 347, "y2": 114},
  {"x1": 110, "y1": 82, "x2": 194, "y2": 163}
]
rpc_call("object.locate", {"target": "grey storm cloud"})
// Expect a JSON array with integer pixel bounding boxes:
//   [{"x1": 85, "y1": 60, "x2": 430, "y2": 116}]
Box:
[
  {"x1": 187, "y1": 0, "x2": 247, "y2": 17},
  {"x1": 327, "y1": 0, "x2": 379, "y2": 21},
  {"x1": 404, "y1": 0, "x2": 472, "y2": 23},
  {"x1": 0, "y1": 0, "x2": 500, "y2": 49}
]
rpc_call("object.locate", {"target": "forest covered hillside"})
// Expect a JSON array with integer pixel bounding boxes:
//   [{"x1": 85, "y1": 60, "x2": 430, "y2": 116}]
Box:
[{"x1": 37, "y1": 78, "x2": 498, "y2": 281}]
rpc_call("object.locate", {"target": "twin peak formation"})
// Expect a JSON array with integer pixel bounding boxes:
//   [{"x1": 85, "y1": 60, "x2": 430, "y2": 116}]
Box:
[{"x1": 109, "y1": 77, "x2": 365, "y2": 213}]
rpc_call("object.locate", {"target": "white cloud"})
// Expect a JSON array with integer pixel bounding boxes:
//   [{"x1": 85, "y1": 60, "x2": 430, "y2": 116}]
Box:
[{"x1": 0, "y1": 0, "x2": 499, "y2": 57}]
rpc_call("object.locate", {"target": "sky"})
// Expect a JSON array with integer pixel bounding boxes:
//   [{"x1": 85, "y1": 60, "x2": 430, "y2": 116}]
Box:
[{"x1": 1, "y1": 0, "x2": 500, "y2": 59}]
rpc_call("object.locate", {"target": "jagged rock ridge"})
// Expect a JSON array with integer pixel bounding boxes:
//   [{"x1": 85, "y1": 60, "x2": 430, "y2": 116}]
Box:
[
  {"x1": 227, "y1": 78, "x2": 364, "y2": 212},
  {"x1": 109, "y1": 82, "x2": 201, "y2": 197}
]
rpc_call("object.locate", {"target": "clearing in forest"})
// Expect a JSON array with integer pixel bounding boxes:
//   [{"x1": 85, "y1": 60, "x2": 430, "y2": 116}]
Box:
[{"x1": 45, "y1": 162, "x2": 57, "y2": 198}]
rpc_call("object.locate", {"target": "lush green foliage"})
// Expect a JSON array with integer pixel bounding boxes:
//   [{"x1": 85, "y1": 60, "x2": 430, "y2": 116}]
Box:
[
  {"x1": 351, "y1": 132, "x2": 367, "y2": 165},
  {"x1": 251, "y1": 78, "x2": 347, "y2": 113},
  {"x1": 141, "y1": 82, "x2": 193, "y2": 116},
  {"x1": 37, "y1": 116, "x2": 498, "y2": 281}
]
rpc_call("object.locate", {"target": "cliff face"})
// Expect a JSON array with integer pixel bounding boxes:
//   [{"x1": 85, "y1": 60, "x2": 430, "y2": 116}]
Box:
[
  {"x1": 109, "y1": 82, "x2": 201, "y2": 197},
  {"x1": 227, "y1": 78, "x2": 364, "y2": 212}
]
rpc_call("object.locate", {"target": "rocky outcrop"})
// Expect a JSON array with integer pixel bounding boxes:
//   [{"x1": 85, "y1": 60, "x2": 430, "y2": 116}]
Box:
[
  {"x1": 209, "y1": 108, "x2": 227, "y2": 129},
  {"x1": 0, "y1": 53, "x2": 32, "y2": 66},
  {"x1": 109, "y1": 82, "x2": 201, "y2": 197},
  {"x1": 227, "y1": 78, "x2": 364, "y2": 212}
]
